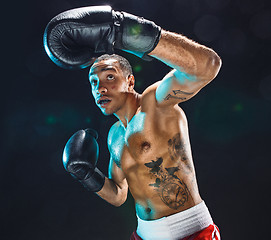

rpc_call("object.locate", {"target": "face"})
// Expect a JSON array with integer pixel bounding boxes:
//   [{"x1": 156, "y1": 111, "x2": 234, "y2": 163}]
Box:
[{"x1": 89, "y1": 59, "x2": 134, "y2": 116}]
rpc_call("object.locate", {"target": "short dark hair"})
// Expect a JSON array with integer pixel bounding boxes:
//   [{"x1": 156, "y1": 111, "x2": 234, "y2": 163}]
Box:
[{"x1": 93, "y1": 54, "x2": 133, "y2": 77}]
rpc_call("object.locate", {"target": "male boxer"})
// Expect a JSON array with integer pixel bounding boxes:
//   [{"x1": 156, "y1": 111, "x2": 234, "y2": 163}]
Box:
[{"x1": 44, "y1": 6, "x2": 222, "y2": 240}]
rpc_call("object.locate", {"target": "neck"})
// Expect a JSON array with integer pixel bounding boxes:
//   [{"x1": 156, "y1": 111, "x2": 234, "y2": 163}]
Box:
[{"x1": 114, "y1": 91, "x2": 141, "y2": 128}]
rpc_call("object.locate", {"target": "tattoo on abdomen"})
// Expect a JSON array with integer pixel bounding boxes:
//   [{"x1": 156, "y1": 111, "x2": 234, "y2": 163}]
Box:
[
  {"x1": 144, "y1": 158, "x2": 189, "y2": 210},
  {"x1": 164, "y1": 89, "x2": 194, "y2": 101}
]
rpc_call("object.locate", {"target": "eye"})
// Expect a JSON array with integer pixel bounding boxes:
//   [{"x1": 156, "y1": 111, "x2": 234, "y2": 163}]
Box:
[{"x1": 107, "y1": 74, "x2": 115, "y2": 81}]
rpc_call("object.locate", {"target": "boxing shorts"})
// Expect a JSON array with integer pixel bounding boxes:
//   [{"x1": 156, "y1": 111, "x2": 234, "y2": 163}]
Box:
[{"x1": 130, "y1": 201, "x2": 220, "y2": 240}]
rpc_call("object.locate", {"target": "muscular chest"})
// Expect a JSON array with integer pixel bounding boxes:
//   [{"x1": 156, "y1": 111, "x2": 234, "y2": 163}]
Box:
[
  {"x1": 110, "y1": 112, "x2": 149, "y2": 167},
  {"x1": 110, "y1": 108, "x2": 185, "y2": 169}
]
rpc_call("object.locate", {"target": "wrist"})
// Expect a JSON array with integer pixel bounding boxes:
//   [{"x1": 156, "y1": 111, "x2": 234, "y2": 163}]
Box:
[
  {"x1": 113, "y1": 10, "x2": 161, "y2": 59},
  {"x1": 79, "y1": 167, "x2": 105, "y2": 192}
]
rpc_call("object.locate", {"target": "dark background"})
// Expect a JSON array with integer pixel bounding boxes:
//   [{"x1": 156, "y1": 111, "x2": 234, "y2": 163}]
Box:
[{"x1": 2, "y1": 0, "x2": 271, "y2": 239}]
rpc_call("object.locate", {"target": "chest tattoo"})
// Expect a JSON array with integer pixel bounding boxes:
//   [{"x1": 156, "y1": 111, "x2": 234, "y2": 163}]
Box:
[{"x1": 168, "y1": 133, "x2": 192, "y2": 171}]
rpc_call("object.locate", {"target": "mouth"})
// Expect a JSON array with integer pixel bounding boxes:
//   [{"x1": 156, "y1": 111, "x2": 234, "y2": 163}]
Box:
[{"x1": 97, "y1": 98, "x2": 112, "y2": 107}]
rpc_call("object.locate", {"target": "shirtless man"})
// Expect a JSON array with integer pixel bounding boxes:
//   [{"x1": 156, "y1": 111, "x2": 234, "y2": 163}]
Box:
[{"x1": 44, "y1": 5, "x2": 222, "y2": 240}]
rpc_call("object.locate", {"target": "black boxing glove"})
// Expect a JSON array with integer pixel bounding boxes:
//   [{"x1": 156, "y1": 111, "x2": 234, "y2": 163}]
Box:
[
  {"x1": 113, "y1": 10, "x2": 161, "y2": 60},
  {"x1": 43, "y1": 5, "x2": 161, "y2": 69},
  {"x1": 62, "y1": 128, "x2": 105, "y2": 192}
]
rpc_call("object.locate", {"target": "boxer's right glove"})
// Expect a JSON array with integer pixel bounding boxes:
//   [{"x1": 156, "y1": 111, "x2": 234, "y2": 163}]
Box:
[
  {"x1": 43, "y1": 5, "x2": 161, "y2": 69},
  {"x1": 62, "y1": 128, "x2": 105, "y2": 192}
]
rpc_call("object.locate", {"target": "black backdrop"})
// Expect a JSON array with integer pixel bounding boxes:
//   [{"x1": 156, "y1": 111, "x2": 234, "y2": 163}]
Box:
[{"x1": 2, "y1": 0, "x2": 271, "y2": 239}]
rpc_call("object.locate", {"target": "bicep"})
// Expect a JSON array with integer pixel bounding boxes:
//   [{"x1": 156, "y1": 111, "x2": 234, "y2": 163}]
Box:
[
  {"x1": 108, "y1": 155, "x2": 127, "y2": 190},
  {"x1": 96, "y1": 154, "x2": 128, "y2": 206},
  {"x1": 155, "y1": 69, "x2": 211, "y2": 106},
  {"x1": 107, "y1": 124, "x2": 128, "y2": 194}
]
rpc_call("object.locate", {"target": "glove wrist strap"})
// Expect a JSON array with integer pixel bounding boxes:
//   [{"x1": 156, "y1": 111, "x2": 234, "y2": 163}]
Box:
[{"x1": 79, "y1": 167, "x2": 105, "y2": 192}]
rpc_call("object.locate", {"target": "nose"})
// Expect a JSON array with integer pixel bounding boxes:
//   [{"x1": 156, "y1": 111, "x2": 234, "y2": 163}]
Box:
[{"x1": 97, "y1": 83, "x2": 107, "y2": 94}]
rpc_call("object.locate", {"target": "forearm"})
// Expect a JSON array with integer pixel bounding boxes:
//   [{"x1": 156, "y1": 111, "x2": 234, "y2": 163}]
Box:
[
  {"x1": 96, "y1": 177, "x2": 128, "y2": 207},
  {"x1": 149, "y1": 30, "x2": 222, "y2": 81}
]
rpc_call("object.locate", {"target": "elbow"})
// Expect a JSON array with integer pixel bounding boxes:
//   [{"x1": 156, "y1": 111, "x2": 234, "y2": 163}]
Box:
[
  {"x1": 196, "y1": 50, "x2": 222, "y2": 83},
  {"x1": 112, "y1": 186, "x2": 128, "y2": 207},
  {"x1": 113, "y1": 201, "x2": 125, "y2": 207},
  {"x1": 206, "y1": 52, "x2": 222, "y2": 81},
  {"x1": 112, "y1": 195, "x2": 127, "y2": 207},
  {"x1": 212, "y1": 52, "x2": 222, "y2": 75}
]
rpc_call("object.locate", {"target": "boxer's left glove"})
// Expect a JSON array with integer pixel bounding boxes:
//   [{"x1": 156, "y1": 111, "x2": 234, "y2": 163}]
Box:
[
  {"x1": 62, "y1": 128, "x2": 105, "y2": 192},
  {"x1": 43, "y1": 5, "x2": 161, "y2": 69}
]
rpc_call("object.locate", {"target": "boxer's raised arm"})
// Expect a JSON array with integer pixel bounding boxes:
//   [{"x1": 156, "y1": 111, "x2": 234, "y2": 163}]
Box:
[{"x1": 150, "y1": 30, "x2": 222, "y2": 106}]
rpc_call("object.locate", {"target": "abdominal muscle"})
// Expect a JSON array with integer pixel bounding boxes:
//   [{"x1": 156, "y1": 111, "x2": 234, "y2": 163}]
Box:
[{"x1": 120, "y1": 134, "x2": 202, "y2": 221}]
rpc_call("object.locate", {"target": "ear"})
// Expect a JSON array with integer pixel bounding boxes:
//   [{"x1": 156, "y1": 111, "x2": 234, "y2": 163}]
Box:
[{"x1": 127, "y1": 75, "x2": 135, "y2": 91}]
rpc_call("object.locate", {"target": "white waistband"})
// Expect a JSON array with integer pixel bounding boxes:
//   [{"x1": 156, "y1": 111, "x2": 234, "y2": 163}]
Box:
[{"x1": 136, "y1": 201, "x2": 213, "y2": 240}]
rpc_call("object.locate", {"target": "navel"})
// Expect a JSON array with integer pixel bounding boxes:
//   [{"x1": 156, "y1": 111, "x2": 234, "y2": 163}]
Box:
[{"x1": 145, "y1": 207, "x2": 151, "y2": 214}]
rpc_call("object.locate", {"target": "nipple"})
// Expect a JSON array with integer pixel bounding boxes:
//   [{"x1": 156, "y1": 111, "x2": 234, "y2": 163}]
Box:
[{"x1": 141, "y1": 141, "x2": 151, "y2": 152}]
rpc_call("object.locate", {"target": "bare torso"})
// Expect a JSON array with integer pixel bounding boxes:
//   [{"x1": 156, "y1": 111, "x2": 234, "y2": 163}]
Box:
[{"x1": 108, "y1": 86, "x2": 202, "y2": 220}]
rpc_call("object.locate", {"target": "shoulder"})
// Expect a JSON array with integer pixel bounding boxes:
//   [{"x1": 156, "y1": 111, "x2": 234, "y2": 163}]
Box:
[
  {"x1": 108, "y1": 121, "x2": 121, "y2": 146},
  {"x1": 141, "y1": 81, "x2": 161, "y2": 98},
  {"x1": 107, "y1": 121, "x2": 127, "y2": 150},
  {"x1": 140, "y1": 81, "x2": 161, "y2": 110},
  {"x1": 108, "y1": 121, "x2": 120, "y2": 136},
  {"x1": 107, "y1": 121, "x2": 125, "y2": 168}
]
